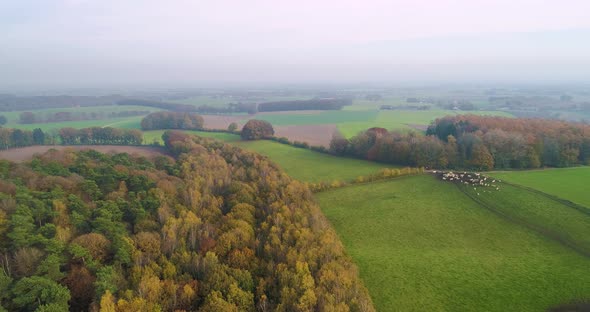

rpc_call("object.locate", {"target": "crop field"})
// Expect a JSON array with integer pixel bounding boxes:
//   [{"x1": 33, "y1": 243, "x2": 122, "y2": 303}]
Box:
[
  {"x1": 253, "y1": 110, "x2": 379, "y2": 126},
  {"x1": 492, "y1": 167, "x2": 590, "y2": 208},
  {"x1": 316, "y1": 175, "x2": 590, "y2": 312}
]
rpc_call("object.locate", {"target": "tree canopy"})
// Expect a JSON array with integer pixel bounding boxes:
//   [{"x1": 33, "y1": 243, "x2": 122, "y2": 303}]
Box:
[{"x1": 0, "y1": 131, "x2": 374, "y2": 311}]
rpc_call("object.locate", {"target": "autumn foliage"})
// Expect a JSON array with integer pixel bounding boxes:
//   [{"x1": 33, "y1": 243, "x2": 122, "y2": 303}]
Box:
[
  {"x1": 0, "y1": 131, "x2": 374, "y2": 311},
  {"x1": 240, "y1": 119, "x2": 275, "y2": 140},
  {"x1": 332, "y1": 115, "x2": 590, "y2": 170}
]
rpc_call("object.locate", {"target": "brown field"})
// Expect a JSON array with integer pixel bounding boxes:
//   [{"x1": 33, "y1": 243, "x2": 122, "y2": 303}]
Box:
[
  {"x1": 0, "y1": 145, "x2": 167, "y2": 162},
  {"x1": 274, "y1": 124, "x2": 337, "y2": 147},
  {"x1": 201, "y1": 115, "x2": 250, "y2": 129}
]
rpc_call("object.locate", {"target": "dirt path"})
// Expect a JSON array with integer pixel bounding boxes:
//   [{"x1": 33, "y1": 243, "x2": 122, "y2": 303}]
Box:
[{"x1": 0, "y1": 145, "x2": 167, "y2": 162}]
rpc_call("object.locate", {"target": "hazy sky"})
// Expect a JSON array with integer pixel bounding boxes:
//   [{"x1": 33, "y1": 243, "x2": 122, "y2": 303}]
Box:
[{"x1": 1, "y1": 0, "x2": 590, "y2": 89}]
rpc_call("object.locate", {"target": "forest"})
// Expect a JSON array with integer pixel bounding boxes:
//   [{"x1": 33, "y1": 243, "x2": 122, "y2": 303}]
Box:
[
  {"x1": 257, "y1": 99, "x2": 351, "y2": 112},
  {"x1": 140, "y1": 112, "x2": 205, "y2": 131},
  {"x1": 0, "y1": 131, "x2": 373, "y2": 311},
  {"x1": 19, "y1": 111, "x2": 149, "y2": 124},
  {"x1": 331, "y1": 115, "x2": 590, "y2": 170}
]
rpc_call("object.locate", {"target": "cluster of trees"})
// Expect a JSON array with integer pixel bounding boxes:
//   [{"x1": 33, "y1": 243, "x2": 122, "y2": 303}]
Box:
[
  {"x1": 0, "y1": 128, "x2": 47, "y2": 149},
  {"x1": 140, "y1": 112, "x2": 204, "y2": 130},
  {"x1": 19, "y1": 111, "x2": 149, "y2": 124},
  {"x1": 330, "y1": 115, "x2": 590, "y2": 170},
  {"x1": 257, "y1": 98, "x2": 351, "y2": 112},
  {"x1": 240, "y1": 120, "x2": 274, "y2": 140},
  {"x1": 0, "y1": 133, "x2": 374, "y2": 311},
  {"x1": 0, "y1": 116, "x2": 6, "y2": 126},
  {"x1": 59, "y1": 127, "x2": 142, "y2": 145}
]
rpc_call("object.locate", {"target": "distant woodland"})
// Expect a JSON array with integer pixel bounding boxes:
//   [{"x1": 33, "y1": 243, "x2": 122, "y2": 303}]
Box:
[
  {"x1": 331, "y1": 116, "x2": 590, "y2": 170},
  {"x1": 0, "y1": 127, "x2": 143, "y2": 149},
  {"x1": 140, "y1": 112, "x2": 204, "y2": 131},
  {"x1": 0, "y1": 131, "x2": 374, "y2": 311},
  {"x1": 257, "y1": 99, "x2": 351, "y2": 112},
  {"x1": 19, "y1": 111, "x2": 149, "y2": 124}
]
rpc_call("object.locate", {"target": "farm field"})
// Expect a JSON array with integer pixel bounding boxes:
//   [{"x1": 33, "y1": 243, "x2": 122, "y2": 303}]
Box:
[
  {"x1": 316, "y1": 175, "x2": 590, "y2": 312},
  {"x1": 232, "y1": 140, "x2": 393, "y2": 182},
  {"x1": 492, "y1": 167, "x2": 590, "y2": 208},
  {"x1": 143, "y1": 130, "x2": 240, "y2": 145},
  {"x1": 2, "y1": 105, "x2": 158, "y2": 131},
  {"x1": 337, "y1": 110, "x2": 514, "y2": 137}
]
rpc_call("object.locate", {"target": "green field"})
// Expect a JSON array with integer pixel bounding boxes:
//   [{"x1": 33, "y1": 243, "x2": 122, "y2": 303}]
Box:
[
  {"x1": 316, "y1": 175, "x2": 590, "y2": 311},
  {"x1": 233, "y1": 140, "x2": 393, "y2": 182},
  {"x1": 338, "y1": 110, "x2": 514, "y2": 138},
  {"x1": 143, "y1": 130, "x2": 240, "y2": 145},
  {"x1": 492, "y1": 167, "x2": 590, "y2": 208},
  {"x1": 254, "y1": 110, "x2": 379, "y2": 126},
  {"x1": 143, "y1": 130, "x2": 392, "y2": 182},
  {"x1": 2, "y1": 105, "x2": 159, "y2": 131}
]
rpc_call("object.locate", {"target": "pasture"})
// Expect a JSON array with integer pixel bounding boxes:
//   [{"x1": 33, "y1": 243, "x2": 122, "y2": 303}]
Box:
[
  {"x1": 143, "y1": 130, "x2": 240, "y2": 145},
  {"x1": 492, "y1": 167, "x2": 590, "y2": 208},
  {"x1": 143, "y1": 130, "x2": 392, "y2": 182},
  {"x1": 232, "y1": 140, "x2": 393, "y2": 182},
  {"x1": 316, "y1": 175, "x2": 590, "y2": 311},
  {"x1": 2, "y1": 105, "x2": 158, "y2": 131},
  {"x1": 338, "y1": 110, "x2": 514, "y2": 138}
]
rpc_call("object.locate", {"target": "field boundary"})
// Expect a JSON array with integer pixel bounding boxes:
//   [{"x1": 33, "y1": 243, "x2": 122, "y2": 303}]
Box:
[
  {"x1": 500, "y1": 181, "x2": 590, "y2": 217},
  {"x1": 455, "y1": 183, "x2": 590, "y2": 259}
]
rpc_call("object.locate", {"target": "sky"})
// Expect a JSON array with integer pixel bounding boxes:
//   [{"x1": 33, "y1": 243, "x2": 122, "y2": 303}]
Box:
[{"x1": 1, "y1": 0, "x2": 590, "y2": 89}]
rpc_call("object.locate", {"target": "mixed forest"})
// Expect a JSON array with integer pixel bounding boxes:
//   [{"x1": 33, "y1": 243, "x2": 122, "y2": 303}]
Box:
[
  {"x1": 0, "y1": 131, "x2": 373, "y2": 311},
  {"x1": 331, "y1": 115, "x2": 590, "y2": 170}
]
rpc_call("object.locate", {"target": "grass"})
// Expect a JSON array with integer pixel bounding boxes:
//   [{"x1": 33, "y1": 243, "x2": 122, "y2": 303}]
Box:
[
  {"x1": 232, "y1": 140, "x2": 393, "y2": 182},
  {"x1": 253, "y1": 110, "x2": 378, "y2": 126},
  {"x1": 316, "y1": 175, "x2": 590, "y2": 311},
  {"x1": 492, "y1": 167, "x2": 590, "y2": 208},
  {"x1": 337, "y1": 110, "x2": 514, "y2": 137},
  {"x1": 142, "y1": 130, "x2": 240, "y2": 145},
  {"x1": 2, "y1": 105, "x2": 159, "y2": 132},
  {"x1": 142, "y1": 130, "x2": 392, "y2": 182}
]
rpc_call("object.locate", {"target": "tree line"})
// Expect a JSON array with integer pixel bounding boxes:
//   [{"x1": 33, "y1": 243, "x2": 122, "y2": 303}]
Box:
[
  {"x1": 0, "y1": 128, "x2": 48, "y2": 149},
  {"x1": 59, "y1": 127, "x2": 143, "y2": 145},
  {"x1": 330, "y1": 115, "x2": 590, "y2": 170},
  {"x1": 140, "y1": 112, "x2": 205, "y2": 130},
  {"x1": 19, "y1": 110, "x2": 150, "y2": 124},
  {"x1": 0, "y1": 95, "x2": 124, "y2": 112},
  {"x1": 0, "y1": 132, "x2": 374, "y2": 311},
  {"x1": 118, "y1": 99, "x2": 256, "y2": 114},
  {"x1": 257, "y1": 98, "x2": 351, "y2": 112}
]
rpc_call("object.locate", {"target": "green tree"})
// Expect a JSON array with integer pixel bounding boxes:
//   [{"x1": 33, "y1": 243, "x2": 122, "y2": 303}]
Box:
[{"x1": 12, "y1": 276, "x2": 70, "y2": 311}]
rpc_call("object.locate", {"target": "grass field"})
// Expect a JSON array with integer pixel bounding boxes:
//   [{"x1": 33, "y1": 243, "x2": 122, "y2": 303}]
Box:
[
  {"x1": 316, "y1": 175, "x2": 590, "y2": 311},
  {"x1": 337, "y1": 110, "x2": 514, "y2": 137},
  {"x1": 232, "y1": 140, "x2": 393, "y2": 182},
  {"x1": 143, "y1": 130, "x2": 392, "y2": 182},
  {"x1": 2, "y1": 105, "x2": 158, "y2": 131},
  {"x1": 143, "y1": 130, "x2": 240, "y2": 145},
  {"x1": 253, "y1": 110, "x2": 379, "y2": 126},
  {"x1": 492, "y1": 167, "x2": 590, "y2": 208}
]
